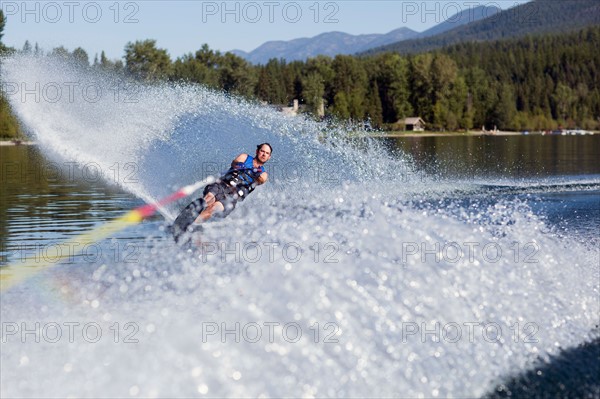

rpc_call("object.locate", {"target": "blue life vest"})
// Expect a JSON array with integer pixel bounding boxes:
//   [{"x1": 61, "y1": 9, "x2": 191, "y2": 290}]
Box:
[{"x1": 222, "y1": 155, "x2": 264, "y2": 197}]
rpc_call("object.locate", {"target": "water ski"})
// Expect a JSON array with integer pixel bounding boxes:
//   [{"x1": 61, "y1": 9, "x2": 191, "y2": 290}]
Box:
[{"x1": 170, "y1": 198, "x2": 206, "y2": 243}]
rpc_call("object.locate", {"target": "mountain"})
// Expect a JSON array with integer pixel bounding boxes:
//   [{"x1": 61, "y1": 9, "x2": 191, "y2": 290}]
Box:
[
  {"x1": 418, "y1": 5, "x2": 501, "y2": 38},
  {"x1": 363, "y1": 0, "x2": 600, "y2": 55},
  {"x1": 230, "y1": 5, "x2": 501, "y2": 64},
  {"x1": 231, "y1": 28, "x2": 418, "y2": 65}
]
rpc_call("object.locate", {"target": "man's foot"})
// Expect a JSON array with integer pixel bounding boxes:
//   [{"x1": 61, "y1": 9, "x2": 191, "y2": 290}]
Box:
[{"x1": 171, "y1": 198, "x2": 206, "y2": 244}]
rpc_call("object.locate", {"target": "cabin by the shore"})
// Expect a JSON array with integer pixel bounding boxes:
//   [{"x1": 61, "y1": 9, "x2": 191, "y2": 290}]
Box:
[
  {"x1": 279, "y1": 99, "x2": 300, "y2": 116},
  {"x1": 401, "y1": 117, "x2": 426, "y2": 132}
]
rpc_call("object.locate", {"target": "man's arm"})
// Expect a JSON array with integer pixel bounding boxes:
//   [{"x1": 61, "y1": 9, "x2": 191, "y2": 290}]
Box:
[{"x1": 231, "y1": 154, "x2": 248, "y2": 168}]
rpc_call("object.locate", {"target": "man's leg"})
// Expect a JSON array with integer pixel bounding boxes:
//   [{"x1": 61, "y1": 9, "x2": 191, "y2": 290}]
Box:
[{"x1": 195, "y1": 192, "x2": 225, "y2": 222}]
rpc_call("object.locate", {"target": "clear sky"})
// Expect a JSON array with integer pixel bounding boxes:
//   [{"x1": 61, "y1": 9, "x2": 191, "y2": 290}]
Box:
[{"x1": 2, "y1": 0, "x2": 528, "y2": 61}]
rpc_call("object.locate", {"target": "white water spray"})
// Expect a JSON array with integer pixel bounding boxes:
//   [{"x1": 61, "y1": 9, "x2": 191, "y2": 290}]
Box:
[{"x1": 1, "y1": 54, "x2": 598, "y2": 398}]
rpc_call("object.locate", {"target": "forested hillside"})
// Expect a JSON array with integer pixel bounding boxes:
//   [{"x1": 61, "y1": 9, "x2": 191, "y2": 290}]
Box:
[{"x1": 364, "y1": 0, "x2": 600, "y2": 56}]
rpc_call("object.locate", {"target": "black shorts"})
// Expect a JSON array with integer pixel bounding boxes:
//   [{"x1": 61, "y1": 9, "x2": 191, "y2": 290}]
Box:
[{"x1": 203, "y1": 181, "x2": 241, "y2": 217}]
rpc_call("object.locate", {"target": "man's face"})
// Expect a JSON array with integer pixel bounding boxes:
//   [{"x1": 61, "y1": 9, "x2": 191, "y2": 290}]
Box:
[{"x1": 256, "y1": 145, "x2": 271, "y2": 163}]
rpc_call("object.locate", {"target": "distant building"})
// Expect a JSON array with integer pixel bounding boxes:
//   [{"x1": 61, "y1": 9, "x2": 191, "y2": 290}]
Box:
[
  {"x1": 275, "y1": 98, "x2": 325, "y2": 118},
  {"x1": 317, "y1": 99, "x2": 325, "y2": 118},
  {"x1": 279, "y1": 99, "x2": 299, "y2": 116},
  {"x1": 402, "y1": 117, "x2": 426, "y2": 132}
]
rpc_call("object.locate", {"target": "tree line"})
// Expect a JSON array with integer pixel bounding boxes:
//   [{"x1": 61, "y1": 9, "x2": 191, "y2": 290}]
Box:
[
  {"x1": 1, "y1": 8, "x2": 599, "y2": 138},
  {"x1": 0, "y1": 10, "x2": 23, "y2": 138},
  {"x1": 115, "y1": 26, "x2": 600, "y2": 131}
]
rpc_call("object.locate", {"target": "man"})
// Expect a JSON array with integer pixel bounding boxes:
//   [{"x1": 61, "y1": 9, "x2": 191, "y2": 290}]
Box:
[
  {"x1": 171, "y1": 143, "x2": 272, "y2": 241},
  {"x1": 198, "y1": 142, "x2": 272, "y2": 221}
]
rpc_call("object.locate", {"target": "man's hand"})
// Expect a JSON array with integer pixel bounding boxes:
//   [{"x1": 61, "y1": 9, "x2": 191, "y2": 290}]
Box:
[{"x1": 256, "y1": 171, "x2": 268, "y2": 185}]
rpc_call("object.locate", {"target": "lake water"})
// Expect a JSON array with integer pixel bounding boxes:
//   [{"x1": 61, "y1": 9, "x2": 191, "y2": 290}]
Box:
[{"x1": 0, "y1": 54, "x2": 599, "y2": 398}]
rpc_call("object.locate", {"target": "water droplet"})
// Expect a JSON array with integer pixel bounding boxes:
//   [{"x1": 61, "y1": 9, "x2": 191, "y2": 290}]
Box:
[
  {"x1": 129, "y1": 385, "x2": 139, "y2": 396},
  {"x1": 197, "y1": 384, "x2": 208, "y2": 394},
  {"x1": 191, "y1": 367, "x2": 202, "y2": 377}
]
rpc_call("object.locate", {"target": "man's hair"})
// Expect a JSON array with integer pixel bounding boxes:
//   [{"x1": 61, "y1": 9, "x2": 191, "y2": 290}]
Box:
[{"x1": 257, "y1": 143, "x2": 273, "y2": 154}]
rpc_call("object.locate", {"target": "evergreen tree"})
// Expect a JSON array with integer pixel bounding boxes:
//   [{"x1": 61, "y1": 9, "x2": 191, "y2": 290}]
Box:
[
  {"x1": 304, "y1": 56, "x2": 334, "y2": 106},
  {"x1": 491, "y1": 83, "x2": 517, "y2": 130},
  {"x1": 170, "y1": 44, "x2": 222, "y2": 87},
  {"x1": 124, "y1": 39, "x2": 172, "y2": 80},
  {"x1": 552, "y1": 83, "x2": 576, "y2": 122},
  {"x1": 0, "y1": 10, "x2": 5, "y2": 44},
  {"x1": 301, "y1": 72, "x2": 325, "y2": 117},
  {"x1": 0, "y1": 95, "x2": 21, "y2": 138},
  {"x1": 100, "y1": 50, "x2": 109, "y2": 67},
  {"x1": 72, "y1": 47, "x2": 89, "y2": 67},
  {"x1": 372, "y1": 53, "x2": 412, "y2": 123},
  {"x1": 195, "y1": 44, "x2": 220, "y2": 69},
  {"x1": 51, "y1": 46, "x2": 71, "y2": 59},
  {"x1": 255, "y1": 59, "x2": 287, "y2": 104},
  {"x1": 331, "y1": 55, "x2": 367, "y2": 120},
  {"x1": 22, "y1": 40, "x2": 32, "y2": 54},
  {"x1": 171, "y1": 53, "x2": 217, "y2": 88},
  {"x1": 455, "y1": 75, "x2": 473, "y2": 129},
  {"x1": 365, "y1": 81, "x2": 383, "y2": 127},
  {"x1": 0, "y1": 11, "x2": 23, "y2": 138},
  {"x1": 219, "y1": 53, "x2": 256, "y2": 97},
  {"x1": 256, "y1": 67, "x2": 274, "y2": 102},
  {"x1": 409, "y1": 53, "x2": 434, "y2": 123},
  {"x1": 331, "y1": 92, "x2": 350, "y2": 120}
]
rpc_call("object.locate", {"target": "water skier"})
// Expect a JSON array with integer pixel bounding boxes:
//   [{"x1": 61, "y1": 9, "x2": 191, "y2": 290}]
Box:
[{"x1": 171, "y1": 143, "x2": 272, "y2": 241}]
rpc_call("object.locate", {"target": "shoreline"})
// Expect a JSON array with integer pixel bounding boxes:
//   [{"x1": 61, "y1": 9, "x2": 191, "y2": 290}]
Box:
[
  {"x1": 0, "y1": 140, "x2": 38, "y2": 146},
  {"x1": 1, "y1": 130, "x2": 597, "y2": 144},
  {"x1": 369, "y1": 130, "x2": 598, "y2": 138}
]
